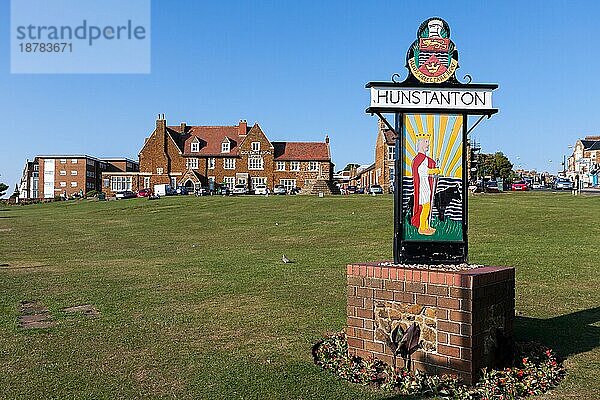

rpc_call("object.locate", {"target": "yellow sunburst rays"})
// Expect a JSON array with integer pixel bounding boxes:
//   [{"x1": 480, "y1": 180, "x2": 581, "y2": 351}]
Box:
[
  {"x1": 403, "y1": 116, "x2": 419, "y2": 176},
  {"x1": 434, "y1": 115, "x2": 449, "y2": 163},
  {"x1": 439, "y1": 116, "x2": 463, "y2": 177}
]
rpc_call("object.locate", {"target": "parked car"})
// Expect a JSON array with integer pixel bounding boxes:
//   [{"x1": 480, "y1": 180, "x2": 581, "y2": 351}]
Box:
[
  {"x1": 369, "y1": 185, "x2": 384, "y2": 195},
  {"x1": 232, "y1": 184, "x2": 248, "y2": 195},
  {"x1": 554, "y1": 179, "x2": 573, "y2": 190},
  {"x1": 532, "y1": 182, "x2": 545, "y2": 190},
  {"x1": 273, "y1": 185, "x2": 287, "y2": 195},
  {"x1": 115, "y1": 190, "x2": 136, "y2": 199},
  {"x1": 154, "y1": 184, "x2": 173, "y2": 196},
  {"x1": 137, "y1": 188, "x2": 153, "y2": 197},
  {"x1": 355, "y1": 187, "x2": 365, "y2": 194},
  {"x1": 347, "y1": 185, "x2": 358, "y2": 194},
  {"x1": 254, "y1": 184, "x2": 268, "y2": 195},
  {"x1": 195, "y1": 187, "x2": 210, "y2": 196},
  {"x1": 511, "y1": 181, "x2": 528, "y2": 191}
]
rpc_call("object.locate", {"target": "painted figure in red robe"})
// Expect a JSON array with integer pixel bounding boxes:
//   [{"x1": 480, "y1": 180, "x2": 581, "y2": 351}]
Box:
[{"x1": 411, "y1": 132, "x2": 440, "y2": 235}]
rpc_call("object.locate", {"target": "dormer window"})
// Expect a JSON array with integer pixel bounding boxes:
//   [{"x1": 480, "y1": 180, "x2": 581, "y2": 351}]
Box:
[
  {"x1": 221, "y1": 141, "x2": 230, "y2": 153},
  {"x1": 191, "y1": 140, "x2": 200, "y2": 153}
]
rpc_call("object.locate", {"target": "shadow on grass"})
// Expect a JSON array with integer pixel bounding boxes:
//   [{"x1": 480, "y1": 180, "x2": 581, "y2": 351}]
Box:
[{"x1": 515, "y1": 307, "x2": 600, "y2": 359}]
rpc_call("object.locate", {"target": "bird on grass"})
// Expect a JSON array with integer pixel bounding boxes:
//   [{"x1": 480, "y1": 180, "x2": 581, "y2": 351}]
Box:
[{"x1": 282, "y1": 254, "x2": 294, "y2": 264}]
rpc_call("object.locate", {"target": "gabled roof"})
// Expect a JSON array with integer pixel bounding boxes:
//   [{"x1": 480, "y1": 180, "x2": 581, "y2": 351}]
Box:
[
  {"x1": 581, "y1": 140, "x2": 600, "y2": 151},
  {"x1": 168, "y1": 125, "x2": 244, "y2": 156},
  {"x1": 273, "y1": 142, "x2": 330, "y2": 161}
]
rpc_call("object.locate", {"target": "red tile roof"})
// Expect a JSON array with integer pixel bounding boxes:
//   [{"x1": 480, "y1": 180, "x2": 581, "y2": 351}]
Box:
[
  {"x1": 168, "y1": 125, "x2": 246, "y2": 156},
  {"x1": 273, "y1": 142, "x2": 330, "y2": 161}
]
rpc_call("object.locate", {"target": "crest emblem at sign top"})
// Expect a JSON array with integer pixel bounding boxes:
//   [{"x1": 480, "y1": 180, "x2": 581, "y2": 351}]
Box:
[{"x1": 406, "y1": 17, "x2": 459, "y2": 84}]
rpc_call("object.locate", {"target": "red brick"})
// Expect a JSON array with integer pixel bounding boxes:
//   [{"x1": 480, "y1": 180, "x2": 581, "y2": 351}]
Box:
[
  {"x1": 364, "y1": 298, "x2": 373, "y2": 310},
  {"x1": 359, "y1": 264, "x2": 367, "y2": 276},
  {"x1": 438, "y1": 344, "x2": 460, "y2": 358},
  {"x1": 347, "y1": 286, "x2": 356, "y2": 297},
  {"x1": 374, "y1": 267, "x2": 382, "y2": 278},
  {"x1": 438, "y1": 320, "x2": 460, "y2": 334},
  {"x1": 460, "y1": 299, "x2": 472, "y2": 311},
  {"x1": 450, "y1": 310, "x2": 471, "y2": 323},
  {"x1": 365, "y1": 341, "x2": 384, "y2": 353},
  {"x1": 348, "y1": 337, "x2": 364, "y2": 349},
  {"x1": 416, "y1": 294, "x2": 437, "y2": 306},
  {"x1": 448, "y1": 358, "x2": 471, "y2": 372},
  {"x1": 355, "y1": 328, "x2": 374, "y2": 340},
  {"x1": 347, "y1": 275, "x2": 363, "y2": 286},
  {"x1": 356, "y1": 287, "x2": 372, "y2": 298},
  {"x1": 420, "y1": 270, "x2": 429, "y2": 283},
  {"x1": 397, "y1": 269, "x2": 405, "y2": 281},
  {"x1": 374, "y1": 289, "x2": 394, "y2": 301},
  {"x1": 346, "y1": 306, "x2": 355, "y2": 316},
  {"x1": 389, "y1": 268, "x2": 398, "y2": 280},
  {"x1": 347, "y1": 296, "x2": 363, "y2": 307},
  {"x1": 367, "y1": 266, "x2": 374, "y2": 277},
  {"x1": 381, "y1": 267, "x2": 389, "y2": 280},
  {"x1": 356, "y1": 308, "x2": 373, "y2": 319},
  {"x1": 352, "y1": 265, "x2": 360, "y2": 276},
  {"x1": 364, "y1": 319, "x2": 374, "y2": 330},
  {"x1": 449, "y1": 334, "x2": 471, "y2": 347},
  {"x1": 375, "y1": 353, "x2": 393, "y2": 366},
  {"x1": 450, "y1": 287, "x2": 469, "y2": 299},
  {"x1": 348, "y1": 317, "x2": 363, "y2": 328},
  {"x1": 405, "y1": 282, "x2": 425, "y2": 293},
  {"x1": 365, "y1": 277, "x2": 383, "y2": 289},
  {"x1": 427, "y1": 353, "x2": 449, "y2": 367},
  {"x1": 384, "y1": 281, "x2": 404, "y2": 291},
  {"x1": 413, "y1": 270, "x2": 421, "y2": 282},
  {"x1": 346, "y1": 265, "x2": 352, "y2": 275},
  {"x1": 437, "y1": 332, "x2": 448, "y2": 344},
  {"x1": 427, "y1": 284, "x2": 449, "y2": 296},
  {"x1": 394, "y1": 292, "x2": 414, "y2": 303},
  {"x1": 436, "y1": 309, "x2": 449, "y2": 320},
  {"x1": 438, "y1": 297, "x2": 461, "y2": 310}
]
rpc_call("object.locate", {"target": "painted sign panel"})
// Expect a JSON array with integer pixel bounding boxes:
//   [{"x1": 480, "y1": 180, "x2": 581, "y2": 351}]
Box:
[
  {"x1": 407, "y1": 18, "x2": 458, "y2": 84},
  {"x1": 402, "y1": 114, "x2": 463, "y2": 241},
  {"x1": 370, "y1": 87, "x2": 493, "y2": 111}
]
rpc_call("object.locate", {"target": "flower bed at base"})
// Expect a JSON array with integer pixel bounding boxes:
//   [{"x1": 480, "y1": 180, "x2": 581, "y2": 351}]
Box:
[{"x1": 312, "y1": 332, "x2": 565, "y2": 399}]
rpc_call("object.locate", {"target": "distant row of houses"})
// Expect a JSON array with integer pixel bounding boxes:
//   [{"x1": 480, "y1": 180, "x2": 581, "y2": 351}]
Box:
[
  {"x1": 567, "y1": 135, "x2": 600, "y2": 187},
  {"x1": 17, "y1": 115, "x2": 337, "y2": 200}
]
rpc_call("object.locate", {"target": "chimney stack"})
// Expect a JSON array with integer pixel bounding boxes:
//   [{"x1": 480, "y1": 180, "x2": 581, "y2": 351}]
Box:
[
  {"x1": 180, "y1": 122, "x2": 187, "y2": 133},
  {"x1": 325, "y1": 134, "x2": 330, "y2": 144},
  {"x1": 156, "y1": 113, "x2": 166, "y2": 132},
  {"x1": 239, "y1": 119, "x2": 247, "y2": 136}
]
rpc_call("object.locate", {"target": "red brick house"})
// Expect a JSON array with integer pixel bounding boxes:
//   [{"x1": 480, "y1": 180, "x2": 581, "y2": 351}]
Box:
[
  {"x1": 352, "y1": 120, "x2": 396, "y2": 192},
  {"x1": 18, "y1": 155, "x2": 138, "y2": 199},
  {"x1": 101, "y1": 115, "x2": 336, "y2": 196}
]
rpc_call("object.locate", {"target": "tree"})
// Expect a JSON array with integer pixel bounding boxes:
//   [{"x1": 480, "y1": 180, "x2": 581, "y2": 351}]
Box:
[
  {"x1": 343, "y1": 163, "x2": 360, "y2": 171},
  {"x1": 477, "y1": 152, "x2": 513, "y2": 180},
  {"x1": 0, "y1": 183, "x2": 8, "y2": 197}
]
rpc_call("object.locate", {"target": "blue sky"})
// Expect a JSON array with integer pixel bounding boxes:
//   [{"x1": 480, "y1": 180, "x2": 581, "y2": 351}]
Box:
[{"x1": 1, "y1": 0, "x2": 598, "y2": 195}]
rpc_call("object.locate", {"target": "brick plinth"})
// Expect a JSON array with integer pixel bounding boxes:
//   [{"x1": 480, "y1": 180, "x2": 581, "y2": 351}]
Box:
[{"x1": 346, "y1": 263, "x2": 515, "y2": 384}]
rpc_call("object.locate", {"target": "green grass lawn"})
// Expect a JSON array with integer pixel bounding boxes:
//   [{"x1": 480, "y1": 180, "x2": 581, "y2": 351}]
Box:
[{"x1": 0, "y1": 193, "x2": 598, "y2": 399}]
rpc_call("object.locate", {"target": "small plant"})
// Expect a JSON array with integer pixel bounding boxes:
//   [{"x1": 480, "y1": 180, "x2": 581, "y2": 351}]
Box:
[
  {"x1": 86, "y1": 190, "x2": 98, "y2": 198},
  {"x1": 313, "y1": 331, "x2": 565, "y2": 399}
]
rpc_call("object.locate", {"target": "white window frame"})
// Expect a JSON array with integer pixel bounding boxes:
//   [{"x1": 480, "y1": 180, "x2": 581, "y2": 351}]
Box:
[
  {"x1": 388, "y1": 145, "x2": 396, "y2": 161},
  {"x1": 60, "y1": 181, "x2": 66, "y2": 187},
  {"x1": 251, "y1": 177, "x2": 267, "y2": 190},
  {"x1": 187, "y1": 158, "x2": 198, "y2": 169},
  {"x1": 223, "y1": 177, "x2": 235, "y2": 189},
  {"x1": 248, "y1": 156, "x2": 264, "y2": 170},
  {"x1": 224, "y1": 158, "x2": 236, "y2": 170},
  {"x1": 251, "y1": 142, "x2": 260, "y2": 151},
  {"x1": 71, "y1": 181, "x2": 78, "y2": 187},
  {"x1": 60, "y1": 170, "x2": 67, "y2": 176},
  {"x1": 71, "y1": 159, "x2": 78, "y2": 164},
  {"x1": 280, "y1": 179, "x2": 296, "y2": 192},
  {"x1": 156, "y1": 167, "x2": 163, "y2": 174},
  {"x1": 221, "y1": 141, "x2": 230, "y2": 153},
  {"x1": 290, "y1": 161, "x2": 300, "y2": 171},
  {"x1": 60, "y1": 159, "x2": 67, "y2": 164},
  {"x1": 111, "y1": 176, "x2": 131, "y2": 192},
  {"x1": 308, "y1": 161, "x2": 319, "y2": 171},
  {"x1": 208, "y1": 158, "x2": 215, "y2": 169},
  {"x1": 191, "y1": 141, "x2": 200, "y2": 152},
  {"x1": 276, "y1": 161, "x2": 285, "y2": 171},
  {"x1": 144, "y1": 176, "x2": 150, "y2": 189},
  {"x1": 71, "y1": 170, "x2": 78, "y2": 176}
]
